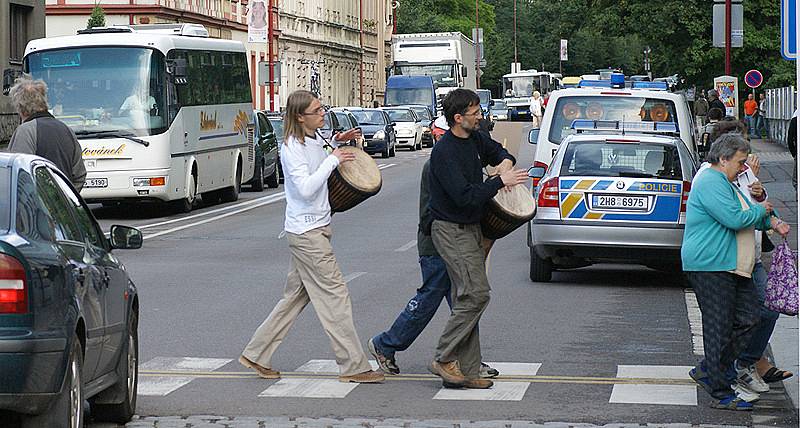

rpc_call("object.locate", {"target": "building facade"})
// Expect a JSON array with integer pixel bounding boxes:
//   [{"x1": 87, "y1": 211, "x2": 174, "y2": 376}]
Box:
[
  {"x1": 1, "y1": 0, "x2": 45, "y2": 146},
  {"x1": 45, "y1": 0, "x2": 394, "y2": 111}
]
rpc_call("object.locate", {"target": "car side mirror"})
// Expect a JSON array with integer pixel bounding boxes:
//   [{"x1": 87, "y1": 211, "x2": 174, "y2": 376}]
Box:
[
  {"x1": 528, "y1": 128, "x2": 540, "y2": 144},
  {"x1": 390, "y1": 122, "x2": 396, "y2": 126},
  {"x1": 109, "y1": 225, "x2": 143, "y2": 250},
  {"x1": 489, "y1": 99, "x2": 495, "y2": 107},
  {"x1": 528, "y1": 166, "x2": 546, "y2": 179}
]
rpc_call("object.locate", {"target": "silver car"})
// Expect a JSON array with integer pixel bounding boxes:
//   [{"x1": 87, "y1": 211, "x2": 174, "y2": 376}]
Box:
[{"x1": 527, "y1": 129, "x2": 698, "y2": 282}]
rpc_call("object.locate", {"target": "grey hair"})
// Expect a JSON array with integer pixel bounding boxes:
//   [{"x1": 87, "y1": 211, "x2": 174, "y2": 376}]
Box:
[
  {"x1": 707, "y1": 89, "x2": 718, "y2": 98},
  {"x1": 9, "y1": 76, "x2": 49, "y2": 117},
  {"x1": 707, "y1": 133, "x2": 750, "y2": 164}
]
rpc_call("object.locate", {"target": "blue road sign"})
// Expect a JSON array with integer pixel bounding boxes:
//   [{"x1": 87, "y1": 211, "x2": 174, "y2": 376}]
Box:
[
  {"x1": 782, "y1": 0, "x2": 796, "y2": 60},
  {"x1": 745, "y1": 70, "x2": 763, "y2": 88}
]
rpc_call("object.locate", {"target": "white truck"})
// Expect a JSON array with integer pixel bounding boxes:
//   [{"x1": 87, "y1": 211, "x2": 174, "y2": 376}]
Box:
[{"x1": 390, "y1": 32, "x2": 477, "y2": 112}]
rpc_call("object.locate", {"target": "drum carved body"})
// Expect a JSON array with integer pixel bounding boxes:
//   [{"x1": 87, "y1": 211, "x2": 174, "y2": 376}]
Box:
[{"x1": 328, "y1": 146, "x2": 382, "y2": 212}]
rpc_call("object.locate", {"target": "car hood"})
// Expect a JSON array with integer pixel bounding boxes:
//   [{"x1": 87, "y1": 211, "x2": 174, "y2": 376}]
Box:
[{"x1": 359, "y1": 124, "x2": 387, "y2": 134}]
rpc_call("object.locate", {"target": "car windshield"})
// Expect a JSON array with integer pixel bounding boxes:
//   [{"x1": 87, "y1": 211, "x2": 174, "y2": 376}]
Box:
[
  {"x1": 26, "y1": 47, "x2": 168, "y2": 136},
  {"x1": 351, "y1": 110, "x2": 386, "y2": 125},
  {"x1": 386, "y1": 88, "x2": 432, "y2": 106},
  {"x1": 560, "y1": 141, "x2": 683, "y2": 180},
  {"x1": 549, "y1": 96, "x2": 679, "y2": 144},
  {"x1": 491, "y1": 100, "x2": 507, "y2": 110},
  {"x1": 386, "y1": 109, "x2": 415, "y2": 122},
  {"x1": 0, "y1": 167, "x2": 8, "y2": 232},
  {"x1": 410, "y1": 107, "x2": 431, "y2": 121},
  {"x1": 335, "y1": 113, "x2": 353, "y2": 129},
  {"x1": 478, "y1": 91, "x2": 491, "y2": 105},
  {"x1": 268, "y1": 117, "x2": 284, "y2": 141}
]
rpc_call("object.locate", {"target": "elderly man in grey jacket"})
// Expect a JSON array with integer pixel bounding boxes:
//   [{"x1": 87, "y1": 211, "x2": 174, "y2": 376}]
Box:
[{"x1": 7, "y1": 76, "x2": 86, "y2": 190}]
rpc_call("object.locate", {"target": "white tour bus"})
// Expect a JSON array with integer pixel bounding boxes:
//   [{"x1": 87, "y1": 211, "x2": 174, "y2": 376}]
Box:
[{"x1": 21, "y1": 24, "x2": 255, "y2": 212}]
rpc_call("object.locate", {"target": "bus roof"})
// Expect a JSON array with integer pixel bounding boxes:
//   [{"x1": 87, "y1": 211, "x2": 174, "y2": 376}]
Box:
[
  {"x1": 502, "y1": 70, "x2": 554, "y2": 78},
  {"x1": 24, "y1": 24, "x2": 246, "y2": 57}
]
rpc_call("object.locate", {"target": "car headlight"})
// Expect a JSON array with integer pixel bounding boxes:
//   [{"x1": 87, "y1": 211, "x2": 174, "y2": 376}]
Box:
[{"x1": 373, "y1": 130, "x2": 386, "y2": 140}]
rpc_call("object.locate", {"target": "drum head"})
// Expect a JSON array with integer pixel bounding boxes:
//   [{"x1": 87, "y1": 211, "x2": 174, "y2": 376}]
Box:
[
  {"x1": 336, "y1": 146, "x2": 382, "y2": 193},
  {"x1": 492, "y1": 183, "x2": 536, "y2": 219}
]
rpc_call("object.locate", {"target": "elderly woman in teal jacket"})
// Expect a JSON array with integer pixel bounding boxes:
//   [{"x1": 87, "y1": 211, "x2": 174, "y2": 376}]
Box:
[{"x1": 682, "y1": 133, "x2": 789, "y2": 411}]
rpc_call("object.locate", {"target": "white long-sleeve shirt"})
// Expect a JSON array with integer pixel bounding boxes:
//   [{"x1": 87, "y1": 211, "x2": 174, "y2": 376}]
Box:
[{"x1": 281, "y1": 133, "x2": 340, "y2": 234}]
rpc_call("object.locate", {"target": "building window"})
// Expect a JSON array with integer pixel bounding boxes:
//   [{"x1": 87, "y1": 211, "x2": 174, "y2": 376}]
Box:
[{"x1": 9, "y1": 4, "x2": 31, "y2": 63}]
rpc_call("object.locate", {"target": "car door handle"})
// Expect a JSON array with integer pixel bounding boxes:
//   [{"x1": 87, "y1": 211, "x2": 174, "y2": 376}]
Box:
[{"x1": 103, "y1": 271, "x2": 111, "y2": 288}]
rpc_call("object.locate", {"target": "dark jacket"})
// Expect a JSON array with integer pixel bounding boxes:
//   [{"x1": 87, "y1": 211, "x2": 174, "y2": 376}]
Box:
[
  {"x1": 417, "y1": 160, "x2": 437, "y2": 257},
  {"x1": 8, "y1": 111, "x2": 86, "y2": 190},
  {"x1": 428, "y1": 129, "x2": 515, "y2": 225},
  {"x1": 709, "y1": 98, "x2": 726, "y2": 113}
]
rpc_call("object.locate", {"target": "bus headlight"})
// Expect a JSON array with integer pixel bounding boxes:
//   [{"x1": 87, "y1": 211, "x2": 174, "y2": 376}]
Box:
[{"x1": 133, "y1": 177, "x2": 166, "y2": 187}]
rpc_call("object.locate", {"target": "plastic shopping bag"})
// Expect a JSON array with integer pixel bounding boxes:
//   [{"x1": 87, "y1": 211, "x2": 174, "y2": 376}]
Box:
[{"x1": 765, "y1": 239, "x2": 799, "y2": 316}]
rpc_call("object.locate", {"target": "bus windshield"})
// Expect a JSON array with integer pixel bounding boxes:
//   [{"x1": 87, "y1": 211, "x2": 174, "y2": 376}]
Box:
[
  {"x1": 395, "y1": 64, "x2": 456, "y2": 87},
  {"x1": 503, "y1": 76, "x2": 539, "y2": 98},
  {"x1": 26, "y1": 47, "x2": 167, "y2": 137}
]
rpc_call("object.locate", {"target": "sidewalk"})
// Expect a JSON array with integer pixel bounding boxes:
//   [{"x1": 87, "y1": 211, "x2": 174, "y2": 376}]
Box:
[{"x1": 750, "y1": 138, "x2": 799, "y2": 411}]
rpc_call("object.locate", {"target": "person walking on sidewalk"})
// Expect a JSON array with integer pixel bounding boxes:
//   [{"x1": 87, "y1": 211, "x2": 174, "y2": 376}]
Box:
[
  {"x1": 694, "y1": 88, "x2": 709, "y2": 126},
  {"x1": 239, "y1": 90, "x2": 384, "y2": 384},
  {"x1": 683, "y1": 133, "x2": 783, "y2": 410},
  {"x1": 708, "y1": 89, "x2": 726, "y2": 114},
  {"x1": 743, "y1": 94, "x2": 758, "y2": 138},
  {"x1": 529, "y1": 91, "x2": 544, "y2": 128},
  {"x1": 754, "y1": 93, "x2": 769, "y2": 138},
  {"x1": 427, "y1": 89, "x2": 528, "y2": 389},
  {"x1": 368, "y1": 159, "x2": 499, "y2": 379}
]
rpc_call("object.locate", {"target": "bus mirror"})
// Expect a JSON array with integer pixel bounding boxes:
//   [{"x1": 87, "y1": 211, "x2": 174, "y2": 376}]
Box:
[
  {"x1": 461, "y1": 65, "x2": 468, "y2": 78},
  {"x1": 168, "y1": 59, "x2": 188, "y2": 83}
]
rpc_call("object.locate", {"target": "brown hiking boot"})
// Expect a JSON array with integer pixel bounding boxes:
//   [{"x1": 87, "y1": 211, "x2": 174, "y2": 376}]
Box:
[
  {"x1": 463, "y1": 378, "x2": 494, "y2": 389},
  {"x1": 239, "y1": 355, "x2": 280, "y2": 379},
  {"x1": 429, "y1": 360, "x2": 466, "y2": 386},
  {"x1": 339, "y1": 370, "x2": 385, "y2": 383}
]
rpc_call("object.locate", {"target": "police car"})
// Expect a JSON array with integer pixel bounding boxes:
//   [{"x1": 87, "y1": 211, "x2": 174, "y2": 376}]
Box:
[
  {"x1": 528, "y1": 76, "x2": 697, "y2": 190},
  {"x1": 526, "y1": 120, "x2": 698, "y2": 282}
]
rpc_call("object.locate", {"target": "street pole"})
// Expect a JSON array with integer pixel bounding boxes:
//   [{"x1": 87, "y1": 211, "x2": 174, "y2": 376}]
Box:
[
  {"x1": 475, "y1": 0, "x2": 480, "y2": 89},
  {"x1": 725, "y1": 0, "x2": 731, "y2": 75},
  {"x1": 267, "y1": 0, "x2": 275, "y2": 112},
  {"x1": 513, "y1": 0, "x2": 517, "y2": 67}
]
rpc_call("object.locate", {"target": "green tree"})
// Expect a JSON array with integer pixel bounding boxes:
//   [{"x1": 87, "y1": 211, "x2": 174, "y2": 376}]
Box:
[{"x1": 87, "y1": 3, "x2": 106, "y2": 29}]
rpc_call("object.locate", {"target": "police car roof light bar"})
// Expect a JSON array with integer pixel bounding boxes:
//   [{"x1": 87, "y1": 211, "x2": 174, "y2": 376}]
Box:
[
  {"x1": 577, "y1": 80, "x2": 612, "y2": 88},
  {"x1": 570, "y1": 119, "x2": 677, "y2": 134},
  {"x1": 631, "y1": 81, "x2": 669, "y2": 91}
]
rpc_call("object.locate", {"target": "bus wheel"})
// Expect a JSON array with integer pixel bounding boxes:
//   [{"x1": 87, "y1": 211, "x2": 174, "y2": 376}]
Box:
[
  {"x1": 172, "y1": 172, "x2": 197, "y2": 213},
  {"x1": 220, "y1": 162, "x2": 241, "y2": 203}
]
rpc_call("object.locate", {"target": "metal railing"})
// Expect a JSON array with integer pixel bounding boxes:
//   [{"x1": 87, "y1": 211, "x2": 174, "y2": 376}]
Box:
[{"x1": 764, "y1": 86, "x2": 797, "y2": 146}]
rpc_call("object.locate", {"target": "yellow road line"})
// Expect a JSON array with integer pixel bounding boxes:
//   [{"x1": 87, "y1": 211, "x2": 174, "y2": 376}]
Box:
[{"x1": 139, "y1": 370, "x2": 696, "y2": 386}]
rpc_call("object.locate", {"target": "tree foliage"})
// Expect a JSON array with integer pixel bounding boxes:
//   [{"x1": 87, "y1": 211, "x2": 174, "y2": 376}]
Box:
[
  {"x1": 397, "y1": 0, "x2": 794, "y2": 97},
  {"x1": 87, "y1": 3, "x2": 106, "y2": 29}
]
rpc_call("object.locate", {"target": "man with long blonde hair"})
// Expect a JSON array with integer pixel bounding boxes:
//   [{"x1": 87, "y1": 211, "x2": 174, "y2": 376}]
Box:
[{"x1": 239, "y1": 90, "x2": 384, "y2": 384}]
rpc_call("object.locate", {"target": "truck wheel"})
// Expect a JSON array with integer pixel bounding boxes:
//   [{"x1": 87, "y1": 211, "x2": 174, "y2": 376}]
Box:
[
  {"x1": 529, "y1": 246, "x2": 553, "y2": 283},
  {"x1": 21, "y1": 334, "x2": 84, "y2": 428}
]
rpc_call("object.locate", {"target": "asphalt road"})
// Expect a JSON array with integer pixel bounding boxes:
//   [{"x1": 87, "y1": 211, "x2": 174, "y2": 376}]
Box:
[{"x1": 85, "y1": 122, "x2": 794, "y2": 426}]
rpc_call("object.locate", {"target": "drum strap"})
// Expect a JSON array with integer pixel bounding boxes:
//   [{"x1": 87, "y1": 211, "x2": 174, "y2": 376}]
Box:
[{"x1": 315, "y1": 130, "x2": 337, "y2": 154}]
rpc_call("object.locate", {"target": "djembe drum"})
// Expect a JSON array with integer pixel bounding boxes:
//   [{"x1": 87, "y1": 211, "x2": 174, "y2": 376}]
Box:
[
  {"x1": 328, "y1": 146, "x2": 382, "y2": 213},
  {"x1": 481, "y1": 183, "x2": 537, "y2": 240}
]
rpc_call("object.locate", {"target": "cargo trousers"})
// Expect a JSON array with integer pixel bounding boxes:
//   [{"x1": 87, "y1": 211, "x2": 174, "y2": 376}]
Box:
[
  {"x1": 242, "y1": 225, "x2": 373, "y2": 376},
  {"x1": 431, "y1": 220, "x2": 491, "y2": 379}
]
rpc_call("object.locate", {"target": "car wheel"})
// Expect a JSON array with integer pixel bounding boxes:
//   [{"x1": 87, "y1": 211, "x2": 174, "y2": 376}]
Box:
[
  {"x1": 389, "y1": 145, "x2": 396, "y2": 157},
  {"x1": 409, "y1": 141, "x2": 416, "y2": 151},
  {"x1": 91, "y1": 311, "x2": 138, "y2": 423},
  {"x1": 171, "y1": 172, "x2": 197, "y2": 213},
  {"x1": 265, "y1": 162, "x2": 279, "y2": 189},
  {"x1": 381, "y1": 145, "x2": 390, "y2": 158},
  {"x1": 21, "y1": 334, "x2": 84, "y2": 428},
  {"x1": 529, "y1": 246, "x2": 553, "y2": 282},
  {"x1": 251, "y1": 158, "x2": 265, "y2": 192},
  {"x1": 277, "y1": 157, "x2": 284, "y2": 184},
  {"x1": 219, "y1": 162, "x2": 242, "y2": 203}
]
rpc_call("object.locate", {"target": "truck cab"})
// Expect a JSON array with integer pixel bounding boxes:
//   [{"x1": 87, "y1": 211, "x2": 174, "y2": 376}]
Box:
[{"x1": 384, "y1": 76, "x2": 437, "y2": 118}]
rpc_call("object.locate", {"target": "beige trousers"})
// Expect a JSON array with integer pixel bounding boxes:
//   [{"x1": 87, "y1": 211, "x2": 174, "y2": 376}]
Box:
[{"x1": 242, "y1": 225, "x2": 372, "y2": 376}]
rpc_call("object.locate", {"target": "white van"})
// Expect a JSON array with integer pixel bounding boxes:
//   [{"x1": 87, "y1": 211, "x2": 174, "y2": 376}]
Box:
[{"x1": 530, "y1": 84, "x2": 697, "y2": 185}]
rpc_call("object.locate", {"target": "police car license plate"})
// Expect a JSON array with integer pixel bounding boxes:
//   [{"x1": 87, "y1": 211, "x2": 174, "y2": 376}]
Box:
[
  {"x1": 592, "y1": 194, "x2": 647, "y2": 210},
  {"x1": 84, "y1": 178, "x2": 108, "y2": 188}
]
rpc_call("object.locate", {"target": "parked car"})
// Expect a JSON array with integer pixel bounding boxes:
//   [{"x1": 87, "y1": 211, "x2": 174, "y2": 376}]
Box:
[
  {"x1": 249, "y1": 111, "x2": 280, "y2": 191},
  {"x1": 403, "y1": 105, "x2": 434, "y2": 147},
  {"x1": 319, "y1": 110, "x2": 342, "y2": 142},
  {"x1": 381, "y1": 107, "x2": 423, "y2": 151},
  {"x1": 0, "y1": 153, "x2": 142, "y2": 427},
  {"x1": 349, "y1": 108, "x2": 397, "y2": 158},
  {"x1": 331, "y1": 108, "x2": 366, "y2": 149},
  {"x1": 266, "y1": 112, "x2": 284, "y2": 183},
  {"x1": 526, "y1": 126, "x2": 697, "y2": 282},
  {"x1": 490, "y1": 99, "x2": 510, "y2": 121}
]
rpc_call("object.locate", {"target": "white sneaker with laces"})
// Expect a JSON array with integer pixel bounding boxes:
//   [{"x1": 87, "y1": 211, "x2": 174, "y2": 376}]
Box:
[
  {"x1": 735, "y1": 361, "x2": 770, "y2": 393},
  {"x1": 732, "y1": 381, "x2": 761, "y2": 403}
]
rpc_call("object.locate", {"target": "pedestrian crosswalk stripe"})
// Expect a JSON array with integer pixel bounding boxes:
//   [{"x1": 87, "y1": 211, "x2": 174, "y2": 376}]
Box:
[
  {"x1": 138, "y1": 357, "x2": 231, "y2": 396},
  {"x1": 684, "y1": 289, "x2": 705, "y2": 356},
  {"x1": 610, "y1": 365, "x2": 697, "y2": 406},
  {"x1": 258, "y1": 378, "x2": 359, "y2": 398},
  {"x1": 484, "y1": 362, "x2": 541, "y2": 376},
  {"x1": 433, "y1": 381, "x2": 530, "y2": 401}
]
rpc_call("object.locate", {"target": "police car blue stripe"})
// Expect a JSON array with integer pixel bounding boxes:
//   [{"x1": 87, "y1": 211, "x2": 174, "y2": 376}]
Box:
[
  {"x1": 568, "y1": 200, "x2": 589, "y2": 219},
  {"x1": 560, "y1": 179, "x2": 579, "y2": 190},
  {"x1": 592, "y1": 180, "x2": 614, "y2": 190}
]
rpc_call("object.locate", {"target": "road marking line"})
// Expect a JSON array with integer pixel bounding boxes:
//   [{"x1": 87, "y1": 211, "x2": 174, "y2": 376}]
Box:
[
  {"x1": 684, "y1": 289, "x2": 705, "y2": 356},
  {"x1": 394, "y1": 240, "x2": 417, "y2": 252},
  {"x1": 342, "y1": 272, "x2": 367, "y2": 284},
  {"x1": 137, "y1": 357, "x2": 231, "y2": 396},
  {"x1": 295, "y1": 359, "x2": 378, "y2": 373},
  {"x1": 610, "y1": 365, "x2": 697, "y2": 406},
  {"x1": 258, "y1": 378, "x2": 359, "y2": 398},
  {"x1": 143, "y1": 193, "x2": 286, "y2": 240},
  {"x1": 134, "y1": 192, "x2": 285, "y2": 230},
  {"x1": 617, "y1": 365, "x2": 693, "y2": 380},
  {"x1": 378, "y1": 163, "x2": 396, "y2": 170},
  {"x1": 502, "y1": 137, "x2": 507, "y2": 148},
  {"x1": 434, "y1": 381, "x2": 529, "y2": 401}
]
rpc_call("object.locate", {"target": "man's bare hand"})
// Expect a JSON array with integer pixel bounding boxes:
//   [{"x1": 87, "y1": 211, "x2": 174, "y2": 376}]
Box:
[
  {"x1": 499, "y1": 168, "x2": 529, "y2": 188},
  {"x1": 335, "y1": 128, "x2": 361, "y2": 142},
  {"x1": 495, "y1": 158, "x2": 514, "y2": 174},
  {"x1": 332, "y1": 148, "x2": 356, "y2": 163}
]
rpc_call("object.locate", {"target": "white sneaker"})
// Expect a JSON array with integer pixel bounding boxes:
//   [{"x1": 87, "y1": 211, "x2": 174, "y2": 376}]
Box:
[
  {"x1": 735, "y1": 361, "x2": 770, "y2": 393},
  {"x1": 732, "y1": 381, "x2": 761, "y2": 403}
]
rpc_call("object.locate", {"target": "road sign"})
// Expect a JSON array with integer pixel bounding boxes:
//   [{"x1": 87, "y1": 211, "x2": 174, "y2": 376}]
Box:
[
  {"x1": 713, "y1": 2, "x2": 743, "y2": 48},
  {"x1": 782, "y1": 0, "x2": 797, "y2": 59},
  {"x1": 744, "y1": 69, "x2": 763, "y2": 88}
]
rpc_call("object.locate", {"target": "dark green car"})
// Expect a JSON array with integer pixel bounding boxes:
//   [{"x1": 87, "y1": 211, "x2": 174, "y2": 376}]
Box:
[{"x1": 248, "y1": 111, "x2": 280, "y2": 191}]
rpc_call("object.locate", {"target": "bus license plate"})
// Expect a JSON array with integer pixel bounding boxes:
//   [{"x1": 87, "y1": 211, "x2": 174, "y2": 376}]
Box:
[
  {"x1": 591, "y1": 194, "x2": 647, "y2": 210},
  {"x1": 84, "y1": 178, "x2": 108, "y2": 188}
]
